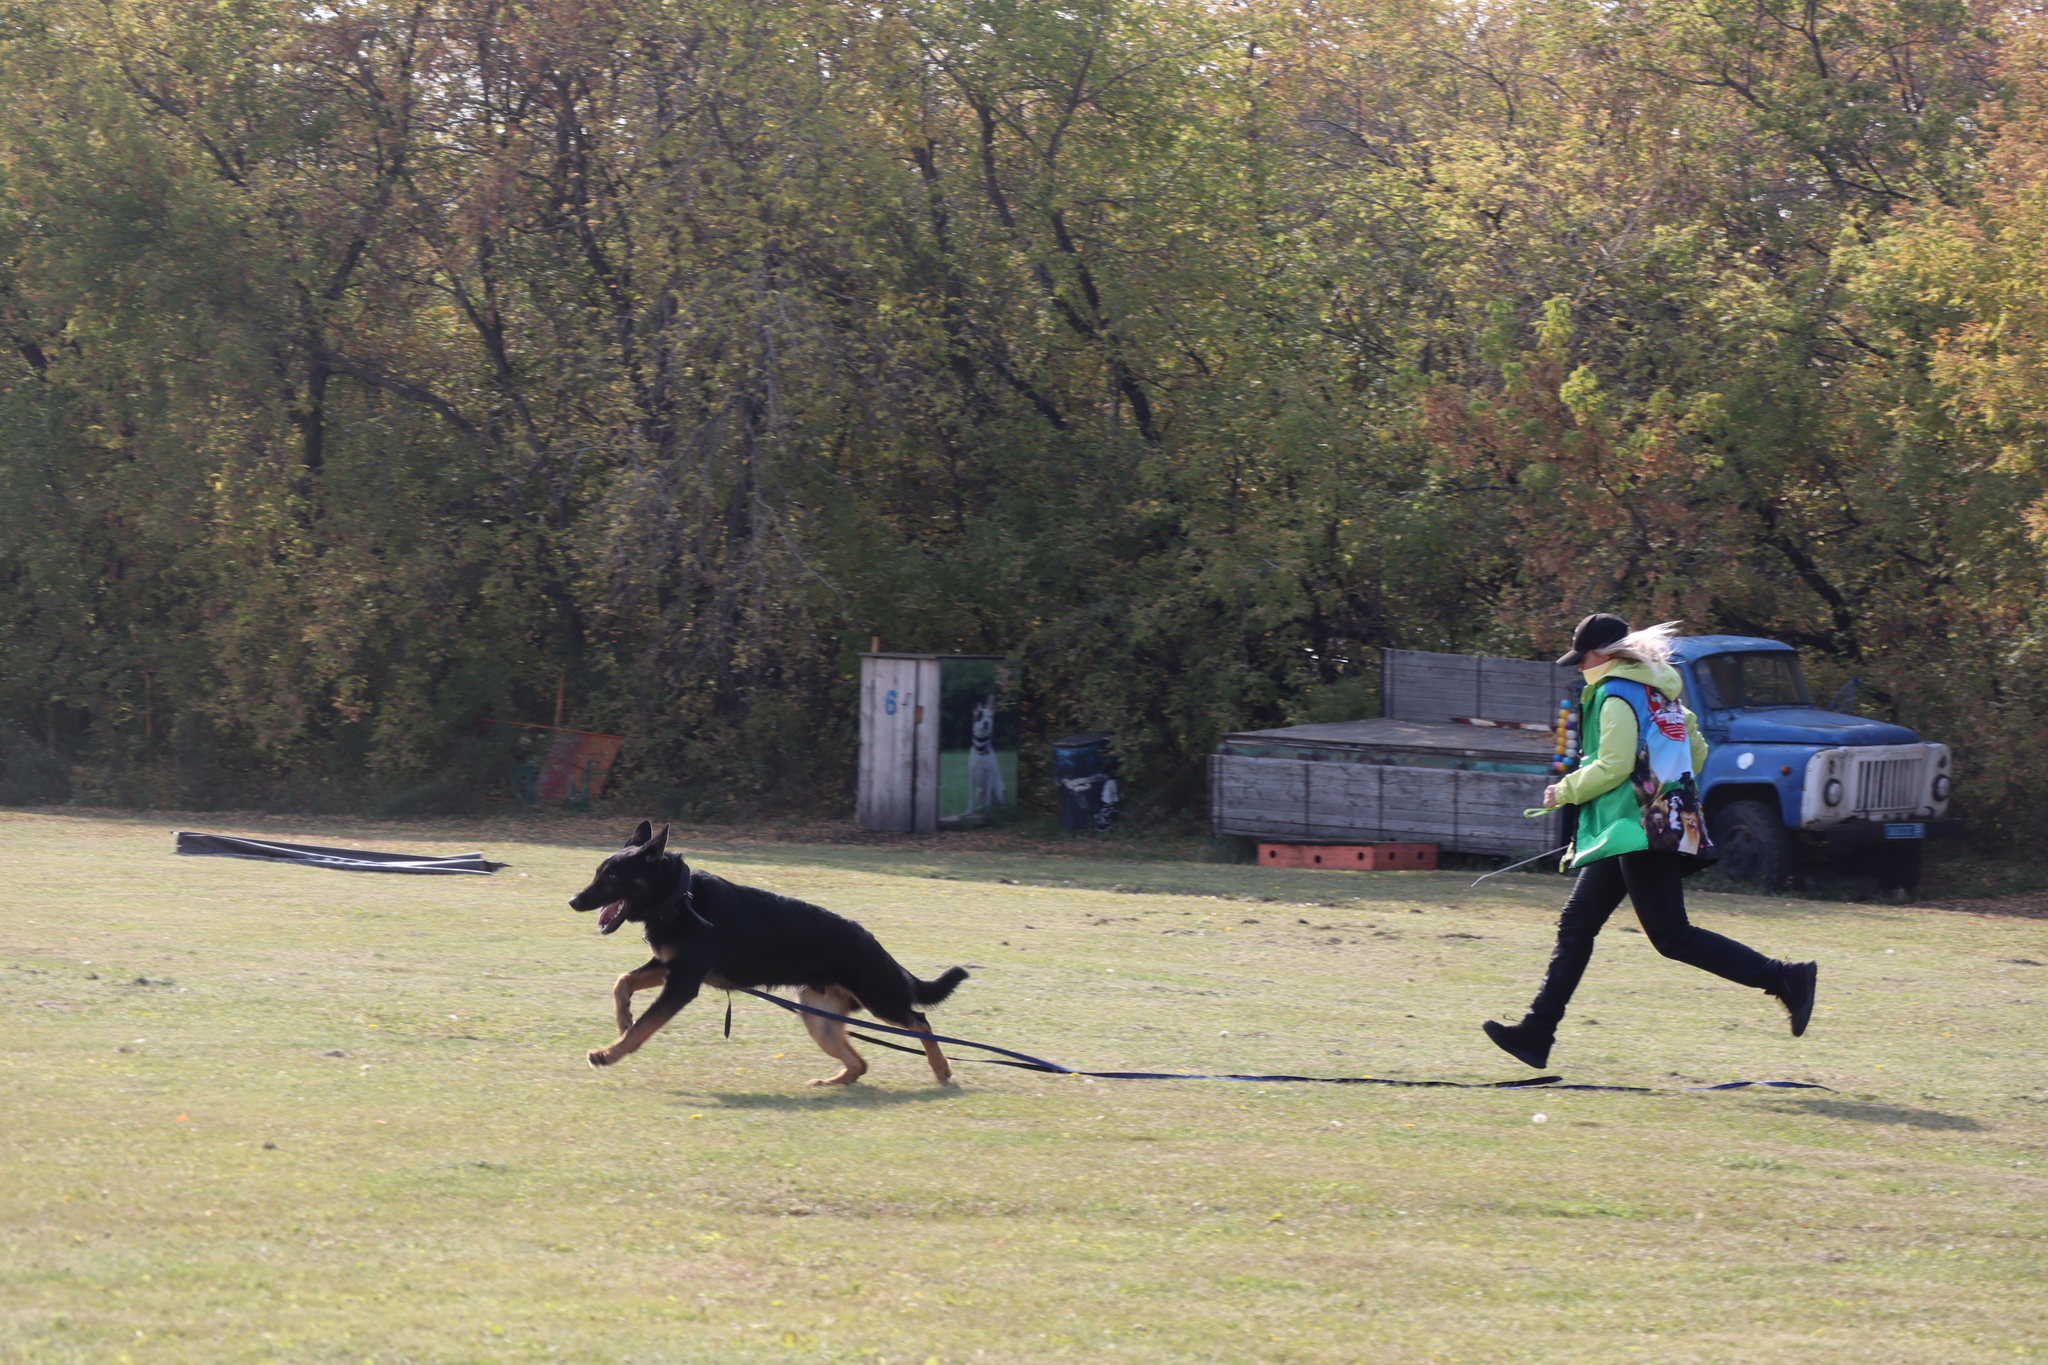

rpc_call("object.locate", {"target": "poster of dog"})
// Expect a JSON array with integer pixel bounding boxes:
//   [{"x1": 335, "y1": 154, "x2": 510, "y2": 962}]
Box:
[{"x1": 938, "y1": 658, "x2": 1017, "y2": 824}]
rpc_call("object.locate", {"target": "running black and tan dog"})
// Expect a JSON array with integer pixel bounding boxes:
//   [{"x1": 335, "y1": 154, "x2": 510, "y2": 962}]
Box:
[{"x1": 568, "y1": 822, "x2": 969, "y2": 1084}]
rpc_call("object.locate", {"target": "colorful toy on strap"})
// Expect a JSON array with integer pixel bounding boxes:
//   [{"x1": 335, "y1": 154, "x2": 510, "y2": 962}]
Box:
[{"x1": 1551, "y1": 698, "x2": 1578, "y2": 774}]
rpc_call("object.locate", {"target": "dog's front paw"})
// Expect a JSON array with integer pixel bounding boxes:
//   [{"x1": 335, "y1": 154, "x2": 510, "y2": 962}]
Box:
[{"x1": 587, "y1": 1048, "x2": 615, "y2": 1068}]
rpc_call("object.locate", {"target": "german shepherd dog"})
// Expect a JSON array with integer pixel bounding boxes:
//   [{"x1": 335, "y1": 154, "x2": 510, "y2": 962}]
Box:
[{"x1": 568, "y1": 823, "x2": 970, "y2": 1084}]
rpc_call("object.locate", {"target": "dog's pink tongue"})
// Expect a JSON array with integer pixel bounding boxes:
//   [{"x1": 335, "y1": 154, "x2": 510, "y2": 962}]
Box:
[{"x1": 597, "y1": 901, "x2": 627, "y2": 934}]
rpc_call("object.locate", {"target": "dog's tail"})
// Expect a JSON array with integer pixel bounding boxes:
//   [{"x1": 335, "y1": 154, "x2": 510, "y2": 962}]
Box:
[{"x1": 913, "y1": 966, "x2": 970, "y2": 1006}]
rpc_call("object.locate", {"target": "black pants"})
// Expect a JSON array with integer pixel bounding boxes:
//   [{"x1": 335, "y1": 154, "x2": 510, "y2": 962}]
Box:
[{"x1": 1524, "y1": 851, "x2": 1782, "y2": 1029}]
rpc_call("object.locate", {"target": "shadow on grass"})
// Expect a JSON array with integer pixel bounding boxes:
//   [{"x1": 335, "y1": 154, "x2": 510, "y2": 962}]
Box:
[
  {"x1": 691, "y1": 1085, "x2": 969, "y2": 1111},
  {"x1": 1774, "y1": 1099, "x2": 1985, "y2": 1130}
]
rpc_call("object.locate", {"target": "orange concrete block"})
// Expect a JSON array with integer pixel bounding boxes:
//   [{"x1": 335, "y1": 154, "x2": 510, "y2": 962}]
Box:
[{"x1": 1258, "y1": 842, "x2": 1439, "y2": 871}]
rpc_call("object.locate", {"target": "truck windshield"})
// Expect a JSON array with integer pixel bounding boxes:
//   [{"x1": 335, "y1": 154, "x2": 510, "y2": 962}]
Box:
[{"x1": 1698, "y1": 652, "x2": 1811, "y2": 709}]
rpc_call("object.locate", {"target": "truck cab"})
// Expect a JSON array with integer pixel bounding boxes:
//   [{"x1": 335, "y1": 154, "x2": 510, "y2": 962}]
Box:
[{"x1": 1667, "y1": 635, "x2": 1957, "y2": 891}]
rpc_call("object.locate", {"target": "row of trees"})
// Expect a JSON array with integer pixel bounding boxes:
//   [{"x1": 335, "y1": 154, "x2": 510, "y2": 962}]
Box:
[{"x1": 1, "y1": 0, "x2": 2044, "y2": 832}]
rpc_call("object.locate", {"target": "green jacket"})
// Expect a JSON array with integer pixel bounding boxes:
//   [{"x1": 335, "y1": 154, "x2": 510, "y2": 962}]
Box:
[{"x1": 1558, "y1": 659, "x2": 1709, "y2": 867}]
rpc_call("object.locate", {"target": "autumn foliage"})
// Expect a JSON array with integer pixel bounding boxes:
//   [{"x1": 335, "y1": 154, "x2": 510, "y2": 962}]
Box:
[{"x1": 0, "y1": 0, "x2": 2043, "y2": 833}]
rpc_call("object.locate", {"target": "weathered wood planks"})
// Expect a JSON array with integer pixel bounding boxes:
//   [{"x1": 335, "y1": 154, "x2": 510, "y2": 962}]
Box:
[
  {"x1": 1220, "y1": 716, "x2": 1552, "y2": 764},
  {"x1": 858, "y1": 654, "x2": 941, "y2": 832},
  {"x1": 1383, "y1": 648, "x2": 1580, "y2": 726},
  {"x1": 1210, "y1": 754, "x2": 1562, "y2": 856},
  {"x1": 1212, "y1": 649, "x2": 1578, "y2": 857}
]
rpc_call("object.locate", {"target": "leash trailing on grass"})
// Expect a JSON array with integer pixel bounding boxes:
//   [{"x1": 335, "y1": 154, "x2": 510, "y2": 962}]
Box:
[
  {"x1": 1472, "y1": 842, "x2": 1572, "y2": 888},
  {"x1": 729, "y1": 990, "x2": 1832, "y2": 1093},
  {"x1": 735, "y1": 989, "x2": 1556, "y2": 1086}
]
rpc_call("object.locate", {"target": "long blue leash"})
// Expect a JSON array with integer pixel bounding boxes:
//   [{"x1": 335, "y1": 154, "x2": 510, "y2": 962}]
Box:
[{"x1": 732, "y1": 989, "x2": 1830, "y2": 1093}]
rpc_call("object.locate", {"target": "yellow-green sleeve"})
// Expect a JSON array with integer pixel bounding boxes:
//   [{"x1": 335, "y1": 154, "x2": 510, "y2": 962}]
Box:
[
  {"x1": 1555, "y1": 699, "x2": 1711, "y2": 805},
  {"x1": 1554, "y1": 695, "x2": 1635, "y2": 805}
]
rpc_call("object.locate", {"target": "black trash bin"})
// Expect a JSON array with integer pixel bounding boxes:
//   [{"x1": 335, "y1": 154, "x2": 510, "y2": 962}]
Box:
[{"x1": 1052, "y1": 733, "x2": 1121, "y2": 832}]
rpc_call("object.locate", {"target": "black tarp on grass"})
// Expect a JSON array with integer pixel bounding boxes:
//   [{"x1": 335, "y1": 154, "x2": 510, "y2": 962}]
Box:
[{"x1": 173, "y1": 831, "x2": 506, "y2": 874}]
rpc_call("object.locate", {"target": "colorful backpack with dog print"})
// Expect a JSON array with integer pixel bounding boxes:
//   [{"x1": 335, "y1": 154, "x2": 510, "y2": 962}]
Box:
[{"x1": 1605, "y1": 678, "x2": 1718, "y2": 862}]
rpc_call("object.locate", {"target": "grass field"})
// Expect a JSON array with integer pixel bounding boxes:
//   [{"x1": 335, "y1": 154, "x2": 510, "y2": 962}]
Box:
[{"x1": 3, "y1": 809, "x2": 2045, "y2": 1364}]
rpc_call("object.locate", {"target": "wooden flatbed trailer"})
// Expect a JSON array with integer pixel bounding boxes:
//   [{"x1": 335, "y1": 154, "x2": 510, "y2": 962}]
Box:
[{"x1": 1208, "y1": 649, "x2": 1583, "y2": 858}]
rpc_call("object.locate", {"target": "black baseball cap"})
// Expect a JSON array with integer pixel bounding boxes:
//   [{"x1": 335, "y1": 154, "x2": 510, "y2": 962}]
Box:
[{"x1": 1557, "y1": 613, "x2": 1630, "y2": 666}]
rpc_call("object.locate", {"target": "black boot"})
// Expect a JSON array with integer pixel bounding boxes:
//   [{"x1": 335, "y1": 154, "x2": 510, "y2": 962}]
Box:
[
  {"x1": 1773, "y1": 960, "x2": 1817, "y2": 1037},
  {"x1": 1482, "y1": 1017, "x2": 1555, "y2": 1068}
]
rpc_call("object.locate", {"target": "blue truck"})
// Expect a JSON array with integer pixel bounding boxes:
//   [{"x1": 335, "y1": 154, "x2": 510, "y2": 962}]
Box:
[
  {"x1": 1669, "y1": 635, "x2": 1956, "y2": 891},
  {"x1": 1208, "y1": 637, "x2": 1956, "y2": 891}
]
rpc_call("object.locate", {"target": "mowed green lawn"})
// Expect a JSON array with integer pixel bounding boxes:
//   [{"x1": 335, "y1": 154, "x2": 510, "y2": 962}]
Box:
[{"x1": 3, "y1": 812, "x2": 2045, "y2": 1365}]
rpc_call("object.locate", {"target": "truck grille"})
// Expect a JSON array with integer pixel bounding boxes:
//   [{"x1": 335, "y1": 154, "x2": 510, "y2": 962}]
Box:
[{"x1": 1854, "y1": 756, "x2": 1921, "y2": 815}]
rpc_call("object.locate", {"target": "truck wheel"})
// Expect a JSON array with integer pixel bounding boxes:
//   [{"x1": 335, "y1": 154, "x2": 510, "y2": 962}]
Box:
[
  {"x1": 1874, "y1": 840, "x2": 1923, "y2": 895},
  {"x1": 1710, "y1": 800, "x2": 1794, "y2": 892}
]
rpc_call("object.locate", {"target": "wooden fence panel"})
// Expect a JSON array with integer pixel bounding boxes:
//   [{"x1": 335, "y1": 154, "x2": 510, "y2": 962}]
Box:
[
  {"x1": 1305, "y1": 763, "x2": 1386, "y2": 842},
  {"x1": 1385, "y1": 648, "x2": 1579, "y2": 726},
  {"x1": 858, "y1": 656, "x2": 922, "y2": 831},
  {"x1": 1477, "y1": 657, "x2": 1579, "y2": 725},
  {"x1": 1382, "y1": 650, "x2": 1480, "y2": 723},
  {"x1": 1453, "y1": 770, "x2": 1560, "y2": 855},
  {"x1": 1208, "y1": 756, "x2": 1312, "y2": 840},
  {"x1": 912, "y1": 657, "x2": 941, "y2": 833},
  {"x1": 1211, "y1": 750, "x2": 1566, "y2": 857},
  {"x1": 1376, "y1": 766, "x2": 1458, "y2": 844}
]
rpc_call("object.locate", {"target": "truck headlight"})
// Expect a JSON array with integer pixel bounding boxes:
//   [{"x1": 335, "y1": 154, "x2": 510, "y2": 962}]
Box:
[
  {"x1": 1823, "y1": 778, "x2": 1843, "y2": 807},
  {"x1": 1933, "y1": 774, "x2": 1950, "y2": 802}
]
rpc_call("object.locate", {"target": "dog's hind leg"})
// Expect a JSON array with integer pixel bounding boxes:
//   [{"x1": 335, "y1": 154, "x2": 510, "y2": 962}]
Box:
[
  {"x1": 797, "y1": 987, "x2": 867, "y2": 1086},
  {"x1": 613, "y1": 959, "x2": 668, "y2": 1033},
  {"x1": 856, "y1": 967, "x2": 955, "y2": 1086},
  {"x1": 905, "y1": 1015, "x2": 950, "y2": 1088},
  {"x1": 888, "y1": 1009, "x2": 954, "y2": 1086}
]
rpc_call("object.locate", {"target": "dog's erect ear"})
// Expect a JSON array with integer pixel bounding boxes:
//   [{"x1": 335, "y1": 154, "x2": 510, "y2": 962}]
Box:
[
  {"x1": 639, "y1": 823, "x2": 669, "y2": 861},
  {"x1": 625, "y1": 820, "x2": 653, "y2": 849}
]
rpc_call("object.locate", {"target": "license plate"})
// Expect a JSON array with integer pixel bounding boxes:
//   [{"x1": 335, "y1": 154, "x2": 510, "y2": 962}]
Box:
[{"x1": 1884, "y1": 823, "x2": 1926, "y2": 840}]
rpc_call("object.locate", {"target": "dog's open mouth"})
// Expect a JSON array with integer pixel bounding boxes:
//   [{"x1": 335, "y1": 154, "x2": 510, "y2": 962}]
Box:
[{"x1": 597, "y1": 900, "x2": 628, "y2": 935}]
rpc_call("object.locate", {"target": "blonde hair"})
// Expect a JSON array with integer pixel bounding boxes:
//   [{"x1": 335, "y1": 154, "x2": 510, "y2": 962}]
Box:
[{"x1": 1601, "y1": 620, "x2": 1684, "y2": 666}]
